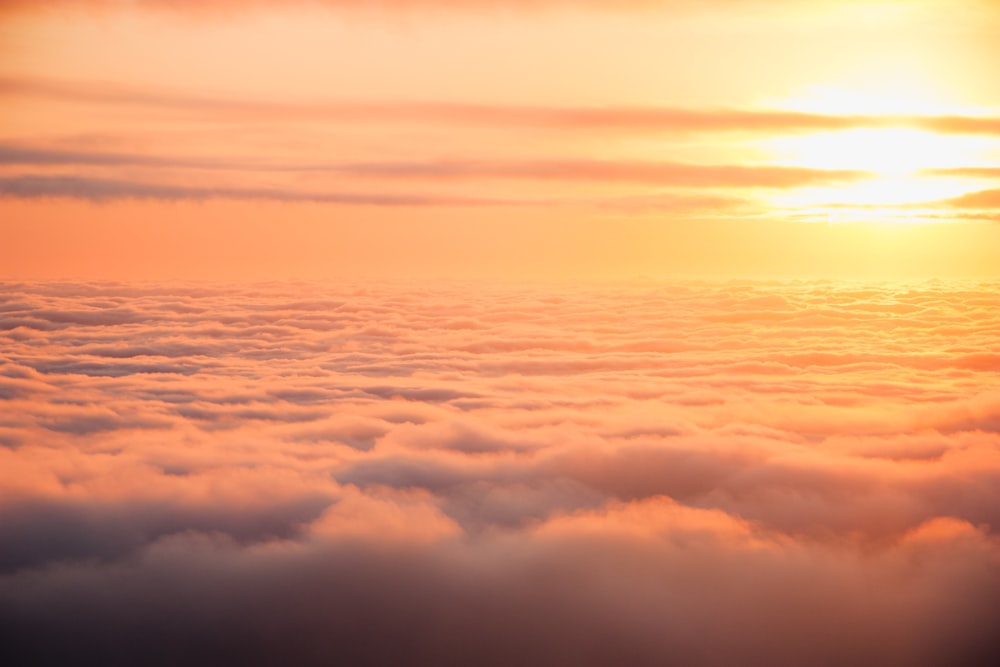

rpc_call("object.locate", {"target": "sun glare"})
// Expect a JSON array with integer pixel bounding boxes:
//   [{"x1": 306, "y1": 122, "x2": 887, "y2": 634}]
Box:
[
  {"x1": 772, "y1": 174, "x2": 974, "y2": 207},
  {"x1": 763, "y1": 131, "x2": 994, "y2": 221},
  {"x1": 766, "y1": 128, "x2": 988, "y2": 176},
  {"x1": 771, "y1": 83, "x2": 983, "y2": 117},
  {"x1": 758, "y1": 83, "x2": 1000, "y2": 221}
]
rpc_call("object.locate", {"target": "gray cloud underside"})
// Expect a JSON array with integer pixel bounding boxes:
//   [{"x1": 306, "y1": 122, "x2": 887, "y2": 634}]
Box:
[
  {"x1": 0, "y1": 144, "x2": 869, "y2": 187},
  {"x1": 1, "y1": 280, "x2": 999, "y2": 666},
  {"x1": 0, "y1": 174, "x2": 523, "y2": 205}
]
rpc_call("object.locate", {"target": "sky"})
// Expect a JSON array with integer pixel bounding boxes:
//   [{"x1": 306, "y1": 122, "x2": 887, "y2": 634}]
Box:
[
  {"x1": 2, "y1": 0, "x2": 1000, "y2": 279},
  {"x1": 2, "y1": 3, "x2": 1000, "y2": 666}
]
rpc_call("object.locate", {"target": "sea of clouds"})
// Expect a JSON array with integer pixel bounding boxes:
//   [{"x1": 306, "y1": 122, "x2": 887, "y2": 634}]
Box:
[{"x1": 1, "y1": 279, "x2": 998, "y2": 666}]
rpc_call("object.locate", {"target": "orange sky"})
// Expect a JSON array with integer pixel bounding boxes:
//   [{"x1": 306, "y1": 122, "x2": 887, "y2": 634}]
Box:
[
  {"x1": 3, "y1": 5, "x2": 1000, "y2": 662},
  {"x1": 2, "y1": 0, "x2": 1000, "y2": 279}
]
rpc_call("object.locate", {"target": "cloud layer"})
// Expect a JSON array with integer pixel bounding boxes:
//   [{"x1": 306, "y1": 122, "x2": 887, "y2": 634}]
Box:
[
  {"x1": 4, "y1": 75, "x2": 1000, "y2": 223},
  {"x1": 5, "y1": 76, "x2": 1000, "y2": 136},
  {"x1": 1, "y1": 279, "x2": 998, "y2": 665}
]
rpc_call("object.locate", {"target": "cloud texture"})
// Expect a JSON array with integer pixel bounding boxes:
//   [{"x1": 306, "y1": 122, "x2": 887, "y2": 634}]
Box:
[{"x1": 1, "y1": 279, "x2": 999, "y2": 665}]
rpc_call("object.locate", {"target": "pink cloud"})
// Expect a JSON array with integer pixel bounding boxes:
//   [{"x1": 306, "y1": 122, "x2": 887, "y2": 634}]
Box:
[{"x1": 1, "y1": 279, "x2": 998, "y2": 664}]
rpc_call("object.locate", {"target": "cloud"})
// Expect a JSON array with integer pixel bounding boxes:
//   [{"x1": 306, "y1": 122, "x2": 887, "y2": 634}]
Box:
[
  {"x1": 923, "y1": 167, "x2": 1000, "y2": 180},
  {"x1": 344, "y1": 159, "x2": 866, "y2": 186},
  {"x1": 849, "y1": 187, "x2": 1000, "y2": 220},
  {"x1": 1, "y1": 279, "x2": 999, "y2": 665},
  {"x1": 4, "y1": 75, "x2": 1000, "y2": 136},
  {"x1": 940, "y1": 188, "x2": 1000, "y2": 209},
  {"x1": 0, "y1": 174, "x2": 531, "y2": 206},
  {"x1": 0, "y1": 144, "x2": 868, "y2": 188},
  {"x1": 2, "y1": 501, "x2": 998, "y2": 666},
  {"x1": 0, "y1": 492, "x2": 333, "y2": 573}
]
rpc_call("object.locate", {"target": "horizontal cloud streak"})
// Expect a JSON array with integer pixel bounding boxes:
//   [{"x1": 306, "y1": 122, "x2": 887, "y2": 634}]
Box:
[
  {"x1": 922, "y1": 167, "x2": 1000, "y2": 179},
  {"x1": 0, "y1": 143, "x2": 241, "y2": 171},
  {"x1": 940, "y1": 188, "x2": 1000, "y2": 209},
  {"x1": 0, "y1": 144, "x2": 869, "y2": 187},
  {"x1": 5, "y1": 76, "x2": 1000, "y2": 135},
  {"x1": 301, "y1": 158, "x2": 867, "y2": 187},
  {"x1": 0, "y1": 174, "x2": 528, "y2": 206}
]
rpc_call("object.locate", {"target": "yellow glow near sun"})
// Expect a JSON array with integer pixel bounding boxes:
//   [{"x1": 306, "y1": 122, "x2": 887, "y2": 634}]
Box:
[
  {"x1": 766, "y1": 128, "x2": 989, "y2": 176},
  {"x1": 772, "y1": 83, "x2": 985, "y2": 117},
  {"x1": 772, "y1": 175, "x2": 976, "y2": 208},
  {"x1": 759, "y1": 84, "x2": 1000, "y2": 220},
  {"x1": 764, "y1": 129, "x2": 995, "y2": 219}
]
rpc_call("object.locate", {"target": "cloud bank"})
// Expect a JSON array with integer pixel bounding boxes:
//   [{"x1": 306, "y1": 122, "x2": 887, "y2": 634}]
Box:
[{"x1": 1, "y1": 279, "x2": 998, "y2": 665}]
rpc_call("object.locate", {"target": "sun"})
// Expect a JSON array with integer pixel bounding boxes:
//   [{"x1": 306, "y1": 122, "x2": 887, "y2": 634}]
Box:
[
  {"x1": 758, "y1": 85, "x2": 1000, "y2": 219},
  {"x1": 764, "y1": 128, "x2": 995, "y2": 221},
  {"x1": 766, "y1": 128, "x2": 986, "y2": 177}
]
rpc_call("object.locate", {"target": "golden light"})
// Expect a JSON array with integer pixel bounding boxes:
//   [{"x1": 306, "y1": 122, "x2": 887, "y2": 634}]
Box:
[
  {"x1": 766, "y1": 128, "x2": 989, "y2": 176},
  {"x1": 772, "y1": 174, "x2": 976, "y2": 208},
  {"x1": 771, "y1": 83, "x2": 985, "y2": 117},
  {"x1": 764, "y1": 131, "x2": 997, "y2": 222},
  {"x1": 758, "y1": 84, "x2": 1000, "y2": 220}
]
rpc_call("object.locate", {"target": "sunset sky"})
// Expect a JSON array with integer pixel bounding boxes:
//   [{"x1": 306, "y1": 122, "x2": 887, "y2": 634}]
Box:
[
  {"x1": 2, "y1": 3, "x2": 999, "y2": 666},
  {"x1": 2, "y1": 0, "x2": 1000, "y2": 279}
]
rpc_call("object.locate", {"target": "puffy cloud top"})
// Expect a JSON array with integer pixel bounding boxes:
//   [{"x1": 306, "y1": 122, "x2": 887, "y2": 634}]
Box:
[{"x1": 1, "y1": 279, "x2": 999, "y2": 665}]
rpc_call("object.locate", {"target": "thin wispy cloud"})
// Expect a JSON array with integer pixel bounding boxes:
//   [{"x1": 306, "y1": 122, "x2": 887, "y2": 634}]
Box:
[
  {"x1": 4, "y1": 76, "x2": 1000, "y2": 135},
  {"x1": 0, "y1": 144, "x2": 870, "y2": 187},
  {"x1": 0, "y1": 174, "x2": 531, "y2": 206}
]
